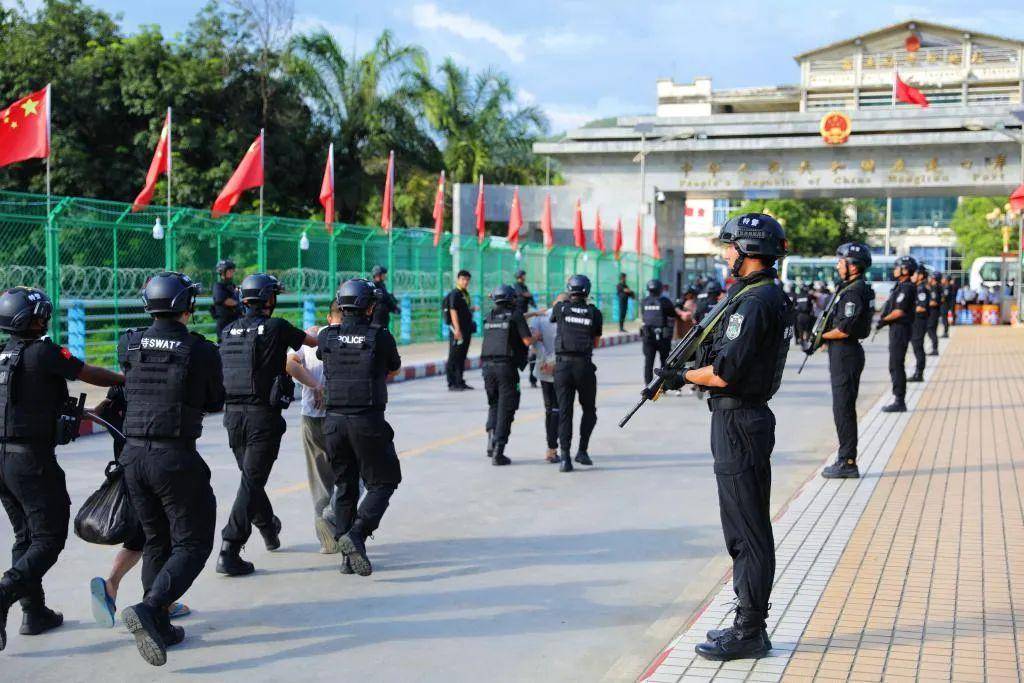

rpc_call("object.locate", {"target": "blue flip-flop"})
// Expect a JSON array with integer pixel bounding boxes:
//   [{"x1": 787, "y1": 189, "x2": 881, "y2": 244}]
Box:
[{"x1": 89, "y1": 577, "x2": 116, "y2": 628}]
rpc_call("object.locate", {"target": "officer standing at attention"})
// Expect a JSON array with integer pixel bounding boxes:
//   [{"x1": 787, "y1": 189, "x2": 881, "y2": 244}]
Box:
[
  {"x1": 481, "y1": 285, "x2": 533, "y2": 466},
  {"x1": 115, "y1": 273, "x2": 223, "y2": 666},
  {"x1": 550, "y1": 275, "x2": 603, "y2": 472},
  {"x1": 908, "y1": 264, "x2": 930, "y2": 383},
  {"x1": 876, "y1": 256, "x2": 918, "y2": 413},
  {"x1": 819, "y1": 244, "x2": 875, "y2": 480},
  {"x1": 212, "y1": 259, "x2": 240, "y2": 341},
  {"x1": 615, "y1": 273, "x2": 634, "y2": 332},
  {"x1": 657, "y1": 213, "x2": 791, "y2": 661},
  {"x1": 444, "y1": 270, "x2": 475, "y2": 391},
  {"x1": 0, "y1": 288, "x2": 123, "y2": 652},
  {"x1": 939, "y1": 275, "x2": 952, "y2": 338},
  {"x1": 640, "y1": 279, "x2": 676, "y2": 384},
  {"x1": 369, "y1": 265, "x2": 400, "y2": 329},
  {"x1": 926, "y1": 270, "x2": 941, "y2": 355},
  {"x1": 217, "y1": 273, "x2": 316, "y2": 576},
  {"x1": 793, "y1": 285, "x2": 814, "y2": 346},
  {"x1": 693, "y1": 280, "x2": 724, "y2": 324},
  {"x1": 318, "y1": 279, "x2": 402, "y2": 576}
]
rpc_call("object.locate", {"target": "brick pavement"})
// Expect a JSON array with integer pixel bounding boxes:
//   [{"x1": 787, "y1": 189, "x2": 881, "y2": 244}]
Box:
[{"x1": 641, "y1": 327, "x2": 1024, "y2": 682}]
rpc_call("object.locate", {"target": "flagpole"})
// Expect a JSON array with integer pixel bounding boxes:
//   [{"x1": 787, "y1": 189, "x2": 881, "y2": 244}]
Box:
[
  {"x1": 166, "y1": 107, "x2": 172, "y2": 233},
  {"x1": 45, "y1": 84, "x2": 52, "y2": 223},
  {"x1": 259, "y1": 128, "x2": 265, "y2": 232}
]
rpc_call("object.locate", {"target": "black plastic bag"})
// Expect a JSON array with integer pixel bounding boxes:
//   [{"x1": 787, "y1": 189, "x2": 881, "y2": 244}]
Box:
[{"x1": 74, "y1": 460, "x2": 137, "y2": 545}]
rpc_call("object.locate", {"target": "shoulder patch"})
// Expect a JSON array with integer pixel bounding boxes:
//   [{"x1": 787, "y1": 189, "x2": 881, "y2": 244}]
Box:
[
  {"x1": 897, "y1": 293, "x2": 905, "y2": 303},
  {"x1": 725, "y1": 313, "x2": 744, "y2": 340},
  {"x1": 844, "y1": 301, "x2": 856, "y2": 317},
  {"x1": 60, "y1": 346, "x2": 72, "y2": 360}
]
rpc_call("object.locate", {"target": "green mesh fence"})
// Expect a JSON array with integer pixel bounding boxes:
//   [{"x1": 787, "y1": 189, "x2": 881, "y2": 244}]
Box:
[{"x1": 0, "y1": 190, "x2": 661, "y2": 367}]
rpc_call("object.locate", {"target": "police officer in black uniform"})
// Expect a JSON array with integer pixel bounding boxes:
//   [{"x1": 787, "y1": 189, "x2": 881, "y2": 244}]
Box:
[
  {"x1": 908, "y1": 264, "x2": 930, "y2": 383},
  {"x1": 370, "y1": 265, "x2": 400, "y2": 329},
  {"x1": 693, "y1": 280, "x2": 724, "y2": 324},
  {"x1": 550, "y1": 275, "x2": 603, "y2": 472},
  {"x1": 793, "y1": 285, "x2": 814, "y2": 346},
  {"x1": 926, "y1": 270, "x2": 941, "y2": 355},
  {"x1": 0, "y1": 288, "x2": 123, "y2": 652},
  {"x1": 116, "y1": 273, "x2": 223, "y2": 666},
  {"x1": 217, "y1": 273, "x2": 316, "y2": 576},
  {"x1": 819, "y1": 244, "x2": 875, "y2": 480},
  {"x1": 615, "y1": 273, "x2": 634, "y2": 332},
  {"x1": 318, "y1": 279, "x2": 402, "y2": 576},
  {"x1": 658, "y1": 213, "x2": 791, "y2": 661},
  {"x1": 212, "y1": 259, "x2": 240, "y2": 341},
  {"x1": 939, "y1": 275, "x2": 952, "y2": 338},
  {"x1": 877, "y1": 256, "x2": 918, "y2": 413},
  {"x1": 640, "y1": 279, "x2": 676, "y2": 384},
  {"x1": 512, "y1": 270, "x2": 538, "y2": 387},
  {"x1": 481, "y1": 284, "x2": 532, "y2": 466}
]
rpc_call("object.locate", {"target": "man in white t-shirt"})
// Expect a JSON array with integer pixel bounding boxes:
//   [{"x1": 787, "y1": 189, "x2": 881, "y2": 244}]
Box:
[
  {"x1": 287, "y1": 301, "x2": 342, "y2": 553},
  {"x1": 530, "y1": 294, "x2": 565, "y2": 463}
]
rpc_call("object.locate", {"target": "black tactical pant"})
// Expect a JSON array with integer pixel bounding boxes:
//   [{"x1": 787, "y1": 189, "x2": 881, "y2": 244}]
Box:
[
  {"x1": 795, "y1": 313, "x2": 812, "y2": 345},
  {"x1": 911, "y1": 319, "x2": 927, "y2": 375},
  {"x1": 888, "y1": 324, "x2": 911, "y2": 401},
  {"x1": 222, "y1": 406, "x2": 286, "y2": 544},
  {"x1": 323, "y1": 412, "x2": 401, "y2": 538},
  {"x1": 940, "y1": 306, "x2": 950, "y2": 336},
  {"x1": 554, "y1": 355, "x2": 597, "y2": 454},
  {"x1": 617, "y1": 297, "x2": 628, "y2": 331},
  {"x1": 829, "y1": 341, "x2": 865, "y2": 463},
  {"x1": 121, "y1": 440, "x2": 215, "y2": 611},
  {"x1": 0, "y1": 442, "x2": 69, "y2": 611},
  {"x1": 927, "y1": 314, "x2": 940, "y2": 353},
  {"x1": 642, "y1": 333, "x2": 671, "y2": 384},
  {"x1": 710, "y1": 404, "x2": 775, "y2": 625},
  {"x1": 483, "y1": 361, "x2": 521, "y2": 444},
  {"x1": 540, "y1": 381, "x2": 559, "y2": 450},
  {"x1": 446, "y1": 332, "x2": 471, "y2": 388}
]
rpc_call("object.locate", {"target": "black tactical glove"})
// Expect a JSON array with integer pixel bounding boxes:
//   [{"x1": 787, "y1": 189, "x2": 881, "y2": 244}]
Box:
[
  {"x1": 801, "y1": 339, "x2": 815, "y2": 354},
  {"x1": 655, "y1": 366, "x2": 687, "y2": 391},
  {"x1": 874, "y1": 319, "x2": 887, "y2": 331}
]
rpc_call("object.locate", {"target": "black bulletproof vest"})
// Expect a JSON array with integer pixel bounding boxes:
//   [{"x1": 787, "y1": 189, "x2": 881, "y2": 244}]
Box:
[
  {"x1": 123, "y1": 330, "x2": 203, "y2": 439},
  {"x1": 556, "y1": 300, "x2": 596, "y2": 355},
  {"x1": 321, "y1": 323, "x2": 388, "y2": 409},
  {"x1": 0, "y1": 339, "x2": 63, "y2": 442},
  {"x1": 220, "y1": 317, "x2": 266, "y2": 403},
  {"x1": 795, "y1": 294, "x2": 812, "y2": 314},
  {"x1": 641, "y1": 295, "x2": 668, "y2": 330},
  {"x1": 481, "y1": 308, "x2": 514, "y2": 359}
]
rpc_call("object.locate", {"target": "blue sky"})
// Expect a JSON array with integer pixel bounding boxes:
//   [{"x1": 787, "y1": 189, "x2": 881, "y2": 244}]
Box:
[{"x1": 10, "y1": 0, "x2": 1024, "y2": 132}]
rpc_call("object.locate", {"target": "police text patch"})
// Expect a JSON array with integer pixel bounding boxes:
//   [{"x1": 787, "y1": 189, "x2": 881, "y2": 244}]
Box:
[
  {"x1": 844, "y1": 302, "x2": 856, "y2": 317},
  {"x1": 725, "y1": 313, "x2": 744, "y2": 340},
  {"x1": 897, "y1": 293, "x2": 905, "y2": 303}
]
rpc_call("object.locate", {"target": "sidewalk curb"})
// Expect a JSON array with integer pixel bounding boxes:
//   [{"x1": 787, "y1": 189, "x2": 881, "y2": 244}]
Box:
[{"x1": 77, "y1": 330, "x2": 642, "y2": 437}]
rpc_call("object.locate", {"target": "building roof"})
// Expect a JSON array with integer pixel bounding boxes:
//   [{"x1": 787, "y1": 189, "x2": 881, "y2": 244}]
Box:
[{"x1": 792, "y1": 19, "x2": 1024, "y2": 61}]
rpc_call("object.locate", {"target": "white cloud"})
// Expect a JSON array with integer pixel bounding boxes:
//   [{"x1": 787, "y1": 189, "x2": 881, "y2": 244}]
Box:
[
  {"x1": 411, "y1": 3, "x2": 525, "y2": 63},
  {"x1": 293, "y1": 14, "x2": 360, "y2": 53},
  {"x1": 516, "y1": 87, "x2": 537, "y2": 106},
  {"x1": 537, "y1": 30, "x2": 601, "y2": 52}
]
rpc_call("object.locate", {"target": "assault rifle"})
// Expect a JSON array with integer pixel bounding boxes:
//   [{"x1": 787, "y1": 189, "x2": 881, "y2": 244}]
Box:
[{"x1": 797, "y1": 283, "x2": 848, "y2": 375}]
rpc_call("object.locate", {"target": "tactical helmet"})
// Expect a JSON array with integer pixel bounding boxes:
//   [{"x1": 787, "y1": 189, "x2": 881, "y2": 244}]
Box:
[
  {"x1": 566, "y1": 274, "x2": 591, "y2": 297},
  {"x1": 895, "y1": 255, "x2": 918, "y2": 276},
  {"x1": 685, "y1": 286, "x2": 698, "y2": 297},
  {"x1": 836, "y1": 242, "x2": 872, "y2": 271},
  {"x1": 215, "y1": 259, "x2": 236, "y2": 275},
  {"x1": 646, "y1": 279, "x2": 662, "y2": 294},
  {"x1": 704, "y1": 280, "x2": 723, "y2": 296},
  {"x1": 336, "y1": 278, "x2": 376, "y2": 311},
  {"x1": 370, "y1": 264, "x2": 387, "y2": 278},
  {"x1": 0, "y1": 287, "x2": 53, "y2": 333},
  {"x1": 719, "y1": 213, "x2": 788, "y2": 259},
  {"x1": 916, "y1": 263, "x2": 930, "y2": 278},
  {"x1": 930, "y1": 270, "x2": 942, "y2": 280},
  {"x1": 514, "y1": 269, "x2": 526, "y2": 279},
  {"x1": 239, "y1": 273, "x2": 284, "y2": 304},
  {"x1": 143, "y1": 272, "x2": 200, "y2": 314},
  {"x1": 491, "y1": 284, "x2": 517, "y2": 305}
]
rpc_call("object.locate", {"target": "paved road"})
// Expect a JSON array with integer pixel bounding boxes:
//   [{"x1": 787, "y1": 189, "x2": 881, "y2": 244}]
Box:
[{"x1": 0, "y1": 337, "x2": 894, "y2": 681}]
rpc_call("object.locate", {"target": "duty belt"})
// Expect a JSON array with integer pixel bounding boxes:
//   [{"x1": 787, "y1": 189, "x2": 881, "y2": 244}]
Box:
[{"x1": 707, "y1": 396, "x2": 767, "y2": 412}]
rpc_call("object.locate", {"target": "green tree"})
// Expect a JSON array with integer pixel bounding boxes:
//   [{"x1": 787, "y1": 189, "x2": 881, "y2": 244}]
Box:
[
  {"x1": 730, "y1": 199, "x2": 868, "y2": 256},
  {"x1": 949, "y1": 196, "x2": 1016, "y2": 269}
]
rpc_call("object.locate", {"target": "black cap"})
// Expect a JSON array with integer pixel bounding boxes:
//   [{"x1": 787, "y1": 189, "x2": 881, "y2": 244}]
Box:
[
  {"x1": 371, "y1": 265, "x2": 387, "y2": 278},
  {"x1": 0, "y1": 287, "x2": 53, "y2": 333},
  {"x1": 836, "y1": 242, "x2": 872, "y2": 270},
  {"x1": 240, "y1": 273, "x2": 284, "y2": 303},
  {"x1": 336, "y1": 278, "x2": 376, "y2": 310},
  {"x1": 567, "y1": 274, "x2": 591, "y2": 296},
  {"x1": 720, "y1": 213, "x2": 788, "y2": 258},
  {"x1": 514, "y1": 269, "x2": 526, "y2": 279},
  {"x1": 491, "y1": 284, "x2": 517, "y2": 304},
  {"x1": 705, "y1": 280, "x2": 723, "y2": 295},
  {"x1": 215, "y1": 259, "x2": 236, "y2": 274},
  {"x1": 143, "y1": 272, "x2": 200, "y2": 314}
]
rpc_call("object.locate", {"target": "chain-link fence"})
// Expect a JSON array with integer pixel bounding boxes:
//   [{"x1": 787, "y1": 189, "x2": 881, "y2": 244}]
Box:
[{"x1": 0, "y1": 190, "x2": 661, "y2": 367}]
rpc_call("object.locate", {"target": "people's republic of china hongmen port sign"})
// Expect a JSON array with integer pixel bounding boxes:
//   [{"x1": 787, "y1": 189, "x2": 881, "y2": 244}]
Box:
[{"x1": 820, "y1": 111, "x2": 852, "y2": 145}]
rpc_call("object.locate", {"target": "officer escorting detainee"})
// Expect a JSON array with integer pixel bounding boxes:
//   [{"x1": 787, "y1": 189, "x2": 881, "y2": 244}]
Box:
[{"x1": 481, "y1": 284, "x2": 532, "y2": 466}]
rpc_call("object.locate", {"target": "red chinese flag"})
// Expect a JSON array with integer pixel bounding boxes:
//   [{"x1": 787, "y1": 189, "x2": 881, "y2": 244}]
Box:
[
  {"x1": 475, "y1": 175, "x2": 486, "y2": 243},
  {"x1": 613, "y1": 216, "x2": 623, "y2": 260},
  {"x1": 380, "y1": 150, "x2": 395, "y2": 231},
  {"x1": 652, "y1": 223, "x2": 662, "y2": 259},
  {"x1": 507, "y1": 186, "x2": 523, "y2": 250},
  {"x1": 593, "y1": 209, "x2": 606, "y2": 253},
  {"x1": 432, "y1": 170, "x2": 445, "y2": 247},
  {"x1": 212, "y1": 131, "x2": 264, "y2": 216},
  {"x1": 540, "y1": 193, "x2": 554, "y2": 249},
  {"x1": 573, "y1": 199, "x2": 586, "y2": 251},
  {"x1": 319, "y1": 143, "x2": 335, "y2": 233},
  {"x1": 0, "y1": 85, "x2": 50, "y2": 169},
  {"x1": 132, "y1": 108, "x2": 170, "y2": 212},
  {"x1": 1011, "y1": 183, "x2": 1024, "y2": 212},
  {"x1": 895, "y1": 72, "x2": 929, "y2": 108},
  {"x1": 635, "y1": 214, "x2": 643, "y2": 254}
]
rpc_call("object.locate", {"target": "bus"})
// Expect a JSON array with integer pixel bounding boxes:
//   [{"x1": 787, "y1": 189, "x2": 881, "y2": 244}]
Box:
[
  {"x1": 781, "y1": 255, "x2": 899, "y2": 308},
  {"x1": 969, "y1": 256, "x2": 1019, "y2": 292}
]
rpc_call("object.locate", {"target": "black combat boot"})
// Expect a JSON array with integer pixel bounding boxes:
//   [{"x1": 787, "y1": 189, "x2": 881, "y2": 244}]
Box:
[
  {"x1": 907, "y1": 372, "x2": 924, "y2": 382},
  {"x1": 559, "y1": 450, "x2": 573, "y2": 473},
  {"x1": 492, "y1": 442, "x2": 511, "y2": 466},
  {"x1": 574, "y1": 450, "x2": 593, "y2": 466},
  {"x1": 695, "y1": 608, "x2": 770, "y2": 661},
  {"x1": 156, "y1": 610, "x2": 184, "y2": 647},
  {"x1": 486, "y1": 430, "x2": 495, "y2": 458},
  {"x1": 259, "y1": 515, "x2": 282, "y2": 551},
  {"x1": 338, "y1": 524, "x2": 373, "y2": 577},
  {"x1": 216, "y1": 540, "x2": 255, "y2": 576},
  {"x1": 822, "y1": 457, "x2": 860, "y2": 479},
  {"x1": 882, "y1": 399, "x2": 907, "y2": 413},
  {"x1": 928, "y1": 349, "x2": 939, "y2": 356},
  {"x1": 122, "y1": 602, "x2": 168, "y2": 667},
  {"x1": 20, "y1": 606, "x2": 63, "y2": 636},
  {"x1": 0, "y1": 579, "x2": 17, "y2": 652},
  {"x1": 339, "y1": 556, "x2": 354, "y2": 575}
]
